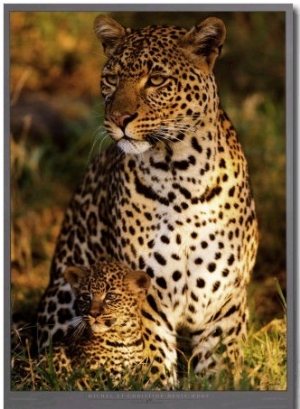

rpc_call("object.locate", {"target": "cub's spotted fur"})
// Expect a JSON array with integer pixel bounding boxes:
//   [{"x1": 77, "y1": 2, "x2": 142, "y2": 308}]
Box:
[
  {"x1": 37, "y1": 16, "x2": 258, "y2": 388},
  {"x1": 19, "y1": 260, "x2": 150, "y2": 389}
]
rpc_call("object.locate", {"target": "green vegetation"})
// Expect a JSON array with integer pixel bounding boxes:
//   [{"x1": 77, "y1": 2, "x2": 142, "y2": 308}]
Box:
[
  {"x1": 11, "y1": 315, "x2": 286, "y2": 391},
  {"x1": 10, "y1": 11, "x2": 286, "y2": 391}
]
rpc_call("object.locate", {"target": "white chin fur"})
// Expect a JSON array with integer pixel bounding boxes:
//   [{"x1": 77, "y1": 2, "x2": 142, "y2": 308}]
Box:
[
  {"x1": 117, "y1": 139, "x2": 151, "y2": 154},
  {"x1": 91, "y1": 324, "x2": 107, "y2": 333}
]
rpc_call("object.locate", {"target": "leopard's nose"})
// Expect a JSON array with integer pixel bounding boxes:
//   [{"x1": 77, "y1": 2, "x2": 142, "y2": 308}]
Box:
[
  {"x1": 89, "y1": 301, "x2": 103, "y2": 318},
  {"x1": 110, "y1": 111, "x2": 138, "y2": 129}
]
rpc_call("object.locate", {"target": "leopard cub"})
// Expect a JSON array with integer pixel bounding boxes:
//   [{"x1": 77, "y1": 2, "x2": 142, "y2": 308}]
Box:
[{"x1": 33, "y1": 260, "x2": 150, "y2": 389}]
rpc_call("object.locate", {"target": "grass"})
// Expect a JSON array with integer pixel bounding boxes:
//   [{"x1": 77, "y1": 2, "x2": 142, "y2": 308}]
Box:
[
  {"x1": 11, "y1": 315, "x2": 286, "y2": 391},
  {"x1": 11, "y1": 347, "x2": 154, "y2": 391},
  {"x1": 11, "y1": 282, "x2": 287, "y2": 391}
]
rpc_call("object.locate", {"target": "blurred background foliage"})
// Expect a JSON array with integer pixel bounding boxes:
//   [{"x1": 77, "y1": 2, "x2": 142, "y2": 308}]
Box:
[{"x1": 10, "y1": 11, "x2": 286, "y2": 326}]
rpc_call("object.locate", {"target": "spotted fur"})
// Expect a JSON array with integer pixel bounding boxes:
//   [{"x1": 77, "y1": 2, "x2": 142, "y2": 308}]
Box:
[
  {"x1": 37, "y1": 16, "x2": 258, "y2": 388},
  {"x1": 31, "y1": 260, "x2": 150, "y2": 389}
]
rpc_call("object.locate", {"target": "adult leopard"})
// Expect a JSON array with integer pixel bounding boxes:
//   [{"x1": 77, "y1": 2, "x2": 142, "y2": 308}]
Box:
[{"x1": 37, "y1": 16, "x2": 258, "y2": 388}]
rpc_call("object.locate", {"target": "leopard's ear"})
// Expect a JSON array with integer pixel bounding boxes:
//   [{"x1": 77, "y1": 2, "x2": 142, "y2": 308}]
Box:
[
  {"x1": 94, "y1": 15, "x2": 130, "y2": 57},
  {"x1": 179, "y1": 17, "x2": 226, "y2": 71},
  {"x1": 125, "y1": 270, "x2": 151, "y2": 297},
  {"x1": 64, "y1": 266, "x2": 88, "y2": 292}
]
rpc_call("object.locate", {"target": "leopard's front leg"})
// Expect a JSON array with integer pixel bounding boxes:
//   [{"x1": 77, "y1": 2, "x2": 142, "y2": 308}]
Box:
[
  {"x1": 189, "y1": 290, "x2": 248, "y2": 389},
  {"x1": 141, "y1": 313, "x2": 178, "y2": 390}
]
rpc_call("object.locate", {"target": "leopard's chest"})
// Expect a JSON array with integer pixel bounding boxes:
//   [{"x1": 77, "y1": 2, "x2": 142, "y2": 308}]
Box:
[
  {"x1": 104, "y1": 148, "x2": 255, "y2": 319},
  {"x1": 112, "y1": 167, "x2": 237, "y2": 272}
]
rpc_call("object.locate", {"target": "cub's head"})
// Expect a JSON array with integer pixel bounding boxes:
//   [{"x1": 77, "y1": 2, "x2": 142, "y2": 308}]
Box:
[
  {"x1": 94, "y1": 16, "x2": 226, "y2": 154},
  {"x1": 64, "y1": 260, "x2": 150, "y2": 336}
]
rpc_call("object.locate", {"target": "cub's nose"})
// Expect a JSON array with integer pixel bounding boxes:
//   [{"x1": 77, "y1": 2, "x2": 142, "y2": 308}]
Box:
[{"x1": 89, "y1": 300, "x2": 104, "y2": 318}]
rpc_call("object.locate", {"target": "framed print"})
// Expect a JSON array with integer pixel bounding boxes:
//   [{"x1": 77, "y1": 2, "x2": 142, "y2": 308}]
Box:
[{"x1": 4, "y1": 3, "x2": 296, "y2": 409}]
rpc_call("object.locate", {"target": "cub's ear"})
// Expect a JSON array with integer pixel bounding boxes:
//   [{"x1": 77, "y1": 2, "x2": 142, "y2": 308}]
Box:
[
  {"x1": 64, "y1": 266, "x2": 88, "y2": 292},
  {"x1": 179, "y1": 17, "x2": 226, "y2": 71},
  {"x1": 94, "y1": 15, "x2": 130, "y2": 57},
  {"x1": 125, "y1": 270, "x2": 151, "y2": 297}
]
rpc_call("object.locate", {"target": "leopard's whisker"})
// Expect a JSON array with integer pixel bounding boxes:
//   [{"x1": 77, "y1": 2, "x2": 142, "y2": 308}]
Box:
[
  {"x1": 88, "y1": 126, "x2": 109, "y2": 163},
  {"x1": 68, "y1": 318, "x2": 89, "y2": 340},
  {"x1": 70, "y1": 316, "x2": 84, "y2": 328}
]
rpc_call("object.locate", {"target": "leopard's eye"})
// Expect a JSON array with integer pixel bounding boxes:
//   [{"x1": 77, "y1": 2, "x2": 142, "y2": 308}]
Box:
[
  {"x1": 80, "y1": 293, "x2": 92, "y2": 302},
  {"x1": 104, "y1": 74, "x2": 118, "y2": 86},
  {"x1": 148, "y1": 75, "x2": 167, "y2": 87},
  {"x1": 75, "y1": 293, "x2": 92, "y2": 314},
  {"x1": 105, "y1": 292, "x2": 117, "y2": 301}
]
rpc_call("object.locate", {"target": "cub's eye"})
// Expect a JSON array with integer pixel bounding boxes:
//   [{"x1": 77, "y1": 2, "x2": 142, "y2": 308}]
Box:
[
  {"x1": 80, "y1": 293, "x2": 92, "y2": 302},
  {"x1": 148, "y1": 75, "x2": 167, "y2": 87},
  {"x1": 104, "y1": 75, "x2": 118, "y2": 86},
  {"x1": 105, "y1": 293, "x2": 117, "y2": 301},
  {"x1": 75, "y1": 293, "x2": 92, "y2": 314}
]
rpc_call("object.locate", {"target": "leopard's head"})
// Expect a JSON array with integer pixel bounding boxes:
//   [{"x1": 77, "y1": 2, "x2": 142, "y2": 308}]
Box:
[
  {"x1": 64, "y1": 260, "x2": 150, "y2": 336},
  {"x1": 94, "y1": 16, "x2": 226, "y2": 154}
]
